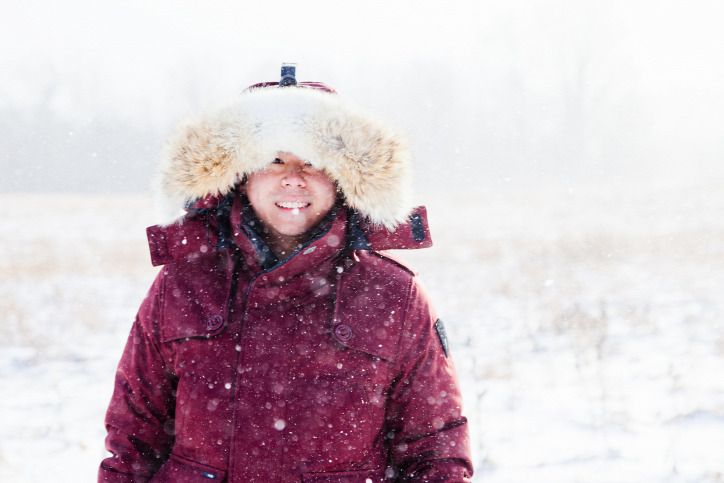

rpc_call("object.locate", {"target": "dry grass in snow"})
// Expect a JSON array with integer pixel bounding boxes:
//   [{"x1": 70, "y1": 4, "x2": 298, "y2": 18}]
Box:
[{"x1": 1, "y1": 179, "x2": 723, "y2": 482}]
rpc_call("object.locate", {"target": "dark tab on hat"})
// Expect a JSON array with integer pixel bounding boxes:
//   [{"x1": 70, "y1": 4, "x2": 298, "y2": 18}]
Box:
[{"x1": 280, "y1": 63, "x2": 297, "y2": 87}]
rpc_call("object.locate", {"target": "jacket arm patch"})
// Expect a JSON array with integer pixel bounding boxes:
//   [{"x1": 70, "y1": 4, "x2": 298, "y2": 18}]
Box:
[{"x1": 434, "y1": 318, "x2": 450, "y2": 357}]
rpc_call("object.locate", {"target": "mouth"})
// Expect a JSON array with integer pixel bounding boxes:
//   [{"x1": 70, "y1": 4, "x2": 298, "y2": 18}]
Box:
[{"x1": 275, "y1": 201, "x2": 311, "y2": 209}]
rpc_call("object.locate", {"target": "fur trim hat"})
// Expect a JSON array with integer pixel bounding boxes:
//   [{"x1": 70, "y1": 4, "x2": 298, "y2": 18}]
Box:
[{"x1": 157, "y1": 81, "x2": 413, "y2": 230}]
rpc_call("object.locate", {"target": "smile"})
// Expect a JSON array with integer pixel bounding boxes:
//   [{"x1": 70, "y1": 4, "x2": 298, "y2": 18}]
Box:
[{"x1": 275, "y1": 201, "x2": 310, "y2": 209}]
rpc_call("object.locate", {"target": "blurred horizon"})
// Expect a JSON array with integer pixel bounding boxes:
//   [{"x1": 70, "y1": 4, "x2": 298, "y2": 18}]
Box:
[{"x1": 2, "y1": 0, "x2": 723, "y2": 199}]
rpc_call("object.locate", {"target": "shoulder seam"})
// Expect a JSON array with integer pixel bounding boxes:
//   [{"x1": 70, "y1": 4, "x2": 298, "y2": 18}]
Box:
[{"x1": 367, "y1": 250, "x2": 417, "y2": 276}]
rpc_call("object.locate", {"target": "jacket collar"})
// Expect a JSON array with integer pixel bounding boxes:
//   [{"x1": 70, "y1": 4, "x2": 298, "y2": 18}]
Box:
[
  {"x1": 146, "y1": 193, "x2": 432, "y2": 269},
  {"x1": 233, "y1": 195, "x2": 342, "y2": 271},
  {"x1": 229, "y1": 193, "x2": 347, "y2": 275}
]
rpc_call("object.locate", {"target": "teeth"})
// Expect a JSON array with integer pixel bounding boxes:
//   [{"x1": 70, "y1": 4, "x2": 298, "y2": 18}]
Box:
[{"x1": 276, "y1": 201, "x2": 310, "y2": 209}]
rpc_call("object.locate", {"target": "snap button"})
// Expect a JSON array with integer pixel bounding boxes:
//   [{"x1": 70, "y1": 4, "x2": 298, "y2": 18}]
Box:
[
  {"x1": 206, "y1": 315, "x2": 224, "y2": 331},
  {"x1": 334, "y1": 324, "x2": 353, "y2": 341}
]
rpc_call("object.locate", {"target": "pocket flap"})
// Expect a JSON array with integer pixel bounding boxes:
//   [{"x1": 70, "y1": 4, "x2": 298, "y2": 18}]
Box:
[
  {"x1": 150, "y1": 453, "x2": 226, "y2": 482},
  {"x1": 302, "y1": 469, "x2": 384, "y2": 482},
  {"x1": 330, "y1": 318, "x2": 399, "y2": 363},
  {"x1": 161, "y1": 312, "x2": 228, "y2": 342},
  {"x1": 332, "y1": 269, "x2": 408, "y2": 363},
  {"x1": 160, "y1": 264, "x2": 232, "y2": 342}
]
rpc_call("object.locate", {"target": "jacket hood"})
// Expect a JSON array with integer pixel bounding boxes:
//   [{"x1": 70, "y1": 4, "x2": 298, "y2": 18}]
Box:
[{"x1": 157, "y1": 82, "x2": 413, "y2": 230}]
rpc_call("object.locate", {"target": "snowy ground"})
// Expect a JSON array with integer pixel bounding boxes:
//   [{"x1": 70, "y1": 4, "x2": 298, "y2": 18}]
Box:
[{"x1": 1, "y1": 179, "x2": 723, "y2": 482}]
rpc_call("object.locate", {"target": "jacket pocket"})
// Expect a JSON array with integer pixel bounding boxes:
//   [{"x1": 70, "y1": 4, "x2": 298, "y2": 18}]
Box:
[
  {"x1": 150, "y1": 453, "x2": 226, "y2": 482},
  {"x1": 160, "y1": 313, "x2": 228, "y2": 342},
  {"x1": 302, "y1": 468, "x2": 385, "y2": 482}
]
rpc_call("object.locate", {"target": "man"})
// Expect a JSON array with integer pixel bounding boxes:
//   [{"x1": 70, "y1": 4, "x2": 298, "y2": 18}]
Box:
[{"x1": 99, "y1": 66, "x2": 473, "y2": 482}]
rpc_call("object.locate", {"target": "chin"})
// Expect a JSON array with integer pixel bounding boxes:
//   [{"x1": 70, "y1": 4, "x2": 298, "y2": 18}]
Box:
[
  {"x1": 275, "y1": 218, "x2": 317, "y2": 235},
  {"x1": 275, "y1": 224, "x2": 312, "y2": 238}
]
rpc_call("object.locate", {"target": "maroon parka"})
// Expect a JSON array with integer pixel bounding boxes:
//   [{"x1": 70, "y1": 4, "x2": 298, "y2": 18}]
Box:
[{"x1": 99, "y1": 192, "x2": 473, "y2": 482}]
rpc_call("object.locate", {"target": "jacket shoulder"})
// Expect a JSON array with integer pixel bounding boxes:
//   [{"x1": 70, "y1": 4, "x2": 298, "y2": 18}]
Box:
[
  {"x1": 355, "y1": 249, "x2": 419, "y2": 278},
  {"x1": 147, "y1": 208, "x2": 231, "y2": 267}
]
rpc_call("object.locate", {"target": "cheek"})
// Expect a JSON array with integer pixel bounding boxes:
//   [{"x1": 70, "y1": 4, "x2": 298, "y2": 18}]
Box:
[
  {"x1": 313, "y1": 178, "x2": 338, "y2": 209},
  {"x1": 244, "y1": 175, "x2": 270, "y2": 203}
]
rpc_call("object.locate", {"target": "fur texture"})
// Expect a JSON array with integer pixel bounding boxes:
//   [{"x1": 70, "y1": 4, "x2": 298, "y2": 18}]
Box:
[{"x1": 157, "y1": 86, "x2": 413, "y2": 229}]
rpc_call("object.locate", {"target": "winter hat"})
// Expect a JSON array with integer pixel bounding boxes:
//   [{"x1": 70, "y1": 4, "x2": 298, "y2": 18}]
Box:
[{"x1": 157, "y1": 64, "x2": 413, "y2": 230}]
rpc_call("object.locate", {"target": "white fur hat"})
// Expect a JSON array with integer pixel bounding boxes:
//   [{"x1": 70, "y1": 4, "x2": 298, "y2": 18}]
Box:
[{"x1": 157, "y1": 81, "x2": 413, "y2": 230}]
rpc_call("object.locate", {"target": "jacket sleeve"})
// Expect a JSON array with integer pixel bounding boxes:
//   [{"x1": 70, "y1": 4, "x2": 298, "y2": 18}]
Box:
[
  {"x1": 99, "y1": 272, "x2": 177, "y2": 482},
  {"x1": 386, "y1": 278, "x2": 473, "y2": 482}
]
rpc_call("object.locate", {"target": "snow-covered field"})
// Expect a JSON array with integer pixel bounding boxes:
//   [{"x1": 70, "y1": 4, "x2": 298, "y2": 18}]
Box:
[{"x1": 1, "y1": 179, "x2": 723, "y2": 482}]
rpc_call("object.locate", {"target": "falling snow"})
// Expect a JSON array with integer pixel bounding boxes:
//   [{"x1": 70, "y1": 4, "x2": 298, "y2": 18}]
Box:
[{"x1": 1, "y1": 178, "x2": 723, "y2": 481}]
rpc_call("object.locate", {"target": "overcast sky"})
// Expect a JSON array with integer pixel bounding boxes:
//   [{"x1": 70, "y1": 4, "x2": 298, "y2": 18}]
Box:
[{"x1": 3, "y1": 0, "x2": 723, "y2": 193}]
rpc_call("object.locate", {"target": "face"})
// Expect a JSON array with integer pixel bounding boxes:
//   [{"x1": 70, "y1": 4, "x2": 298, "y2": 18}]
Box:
[{"x1": 244, "y1": 152, "x2": 337, "y2": 254}]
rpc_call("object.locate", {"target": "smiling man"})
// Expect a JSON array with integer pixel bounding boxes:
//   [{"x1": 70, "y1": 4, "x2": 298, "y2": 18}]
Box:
[
  {"x1": 99, "y1": 67, "x2": 473, "y2": 482},
  {"x1": 244, "y1": 152, "x2": 338, "y2": 258}
]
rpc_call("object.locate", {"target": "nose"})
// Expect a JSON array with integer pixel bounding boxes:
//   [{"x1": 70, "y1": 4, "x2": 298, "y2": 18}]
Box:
[{"x1": 281, "y1": 165, "x2": 306, "y2": 187}]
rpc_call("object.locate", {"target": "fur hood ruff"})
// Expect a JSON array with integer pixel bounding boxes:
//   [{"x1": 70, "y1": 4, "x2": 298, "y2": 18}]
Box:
[{"x1": 157, "y1": 86, "x2": 413, "y2": 229}]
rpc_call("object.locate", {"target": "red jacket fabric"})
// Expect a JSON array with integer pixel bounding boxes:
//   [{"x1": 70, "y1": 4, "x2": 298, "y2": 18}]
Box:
[{"x1": 99, "y1": 193, "x2": 473, "y2": 482}]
